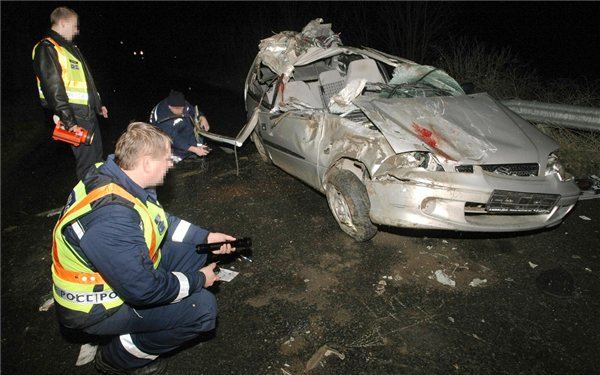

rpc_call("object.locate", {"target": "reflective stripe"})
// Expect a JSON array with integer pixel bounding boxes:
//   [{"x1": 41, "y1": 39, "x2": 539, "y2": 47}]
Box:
[
  {"x1": 54, "y1": 285, "x2": 119, "y2": 305},
  {"x1": 150, "y1": 106, "x2": 158, "y2": 122},
  {"x1": 52, "y1": 264, "x2": 106, "y2": 285},
  {"x1": 172, "y1": 220, "x2": 191, "y2": 242},
  {"x1": 71, "y1": 220, "x2": 85, "y2": 240},
  {"x1": 171, "y1": 272, "x2": 189, "y2": 303},
  {"x1": 66, "y1": 90, "x2": 89, "y2": 101},
  {"x1": 119, "y1": 334, "x2": 158, "y2": 360}
]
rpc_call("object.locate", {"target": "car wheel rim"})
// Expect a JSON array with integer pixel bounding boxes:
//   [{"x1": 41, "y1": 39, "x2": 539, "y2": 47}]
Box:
[{"x1": 327, "y1": 186, "x2": 354, "y2": 229}]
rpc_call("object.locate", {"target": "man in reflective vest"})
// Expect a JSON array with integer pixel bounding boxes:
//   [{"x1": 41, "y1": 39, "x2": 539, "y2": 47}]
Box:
[
  {"x1": 32, "y1": 6, "x2": 108, "y2": 180},
  {"x1": 52, "y1": 122, "x2": 237, "y2": 374}
]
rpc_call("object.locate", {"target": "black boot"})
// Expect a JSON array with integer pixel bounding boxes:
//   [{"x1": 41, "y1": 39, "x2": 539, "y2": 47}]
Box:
[{"x1": 94, "y1": 347, "x2": 167, "y2": 375}]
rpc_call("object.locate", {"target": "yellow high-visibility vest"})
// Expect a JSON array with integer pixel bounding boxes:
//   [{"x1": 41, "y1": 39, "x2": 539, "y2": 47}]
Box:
[
  {"x1": 51, "y1": 171, "x2": 167, "y2": 313},
  {"x1": 32, "y1": 37, "x2": 89, "y2": 105}
]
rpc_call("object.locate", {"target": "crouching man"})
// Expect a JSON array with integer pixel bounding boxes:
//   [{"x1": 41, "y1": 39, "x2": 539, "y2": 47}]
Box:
[{"x1": 51, "y1": 122, "x2": 236, "y2": 374}]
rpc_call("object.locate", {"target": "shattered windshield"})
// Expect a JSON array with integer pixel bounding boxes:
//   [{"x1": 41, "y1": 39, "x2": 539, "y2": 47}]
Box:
[{"x1": 382, "y1": 64, "x2": 465, "y2": 98}]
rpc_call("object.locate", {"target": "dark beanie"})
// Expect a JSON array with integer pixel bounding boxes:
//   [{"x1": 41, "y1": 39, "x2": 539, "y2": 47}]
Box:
[{"x1": 167, "y1": 90, "x2": 186, "y2": 106}]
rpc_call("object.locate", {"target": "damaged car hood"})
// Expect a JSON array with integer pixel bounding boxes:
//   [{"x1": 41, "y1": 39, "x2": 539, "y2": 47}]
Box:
[{"x1": 354, "y1": 93, "x2": 559, "y2": 164}]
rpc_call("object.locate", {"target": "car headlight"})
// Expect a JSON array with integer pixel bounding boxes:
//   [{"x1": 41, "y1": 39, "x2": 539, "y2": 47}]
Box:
[
  {"x1": 545, "y1": 153, "x2": 573, "y2": 181},
  {"x1": 380, "y1": 151, "x2": 444, "y2": 173}
]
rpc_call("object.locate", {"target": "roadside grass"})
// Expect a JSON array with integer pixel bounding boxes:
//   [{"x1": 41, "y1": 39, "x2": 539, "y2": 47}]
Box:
[{"x1": 433, "y1": 37, "x2": 600, "y2": 177}]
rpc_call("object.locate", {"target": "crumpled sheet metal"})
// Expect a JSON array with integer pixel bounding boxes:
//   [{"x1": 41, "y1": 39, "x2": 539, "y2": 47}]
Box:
[
  {"x1": 257, "y1": 18, "x2": 342, "y2": 80},
  {"x1": 354, "y1": 94, "x2": 502, "y2": 162}
]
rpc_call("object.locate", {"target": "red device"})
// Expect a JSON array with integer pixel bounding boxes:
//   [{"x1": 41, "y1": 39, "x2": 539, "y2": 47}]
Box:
[{"x1": 52, "y1": 116, "x2": 93, "y2": 147}]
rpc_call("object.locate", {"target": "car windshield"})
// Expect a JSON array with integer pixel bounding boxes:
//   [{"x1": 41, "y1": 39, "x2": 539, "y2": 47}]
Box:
[
  {"x1": 381, "y1": 81, "x2": 455, "y2": 98},
  {"x1": 382, "y1": 65, "x2": 465, "y2": 98}
]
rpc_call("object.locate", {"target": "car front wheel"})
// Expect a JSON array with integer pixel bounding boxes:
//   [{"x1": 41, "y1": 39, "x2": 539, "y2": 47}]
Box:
[{"x1": 325, "y1": 169, "x2": 377, "y2": 242}]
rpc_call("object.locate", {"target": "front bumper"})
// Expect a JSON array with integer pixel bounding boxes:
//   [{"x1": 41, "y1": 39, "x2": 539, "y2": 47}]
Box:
[{"x1": 367, "y1": 168, "x2": 580, "y2": 232}]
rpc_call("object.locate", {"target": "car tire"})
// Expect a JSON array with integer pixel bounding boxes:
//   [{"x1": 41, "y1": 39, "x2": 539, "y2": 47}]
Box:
[
  {"x1": 251, "y1": 131, "x2": 272, "y2": 164},
  {"x1": 325, "y1": 169, "x2": 377, "y2": 242}
]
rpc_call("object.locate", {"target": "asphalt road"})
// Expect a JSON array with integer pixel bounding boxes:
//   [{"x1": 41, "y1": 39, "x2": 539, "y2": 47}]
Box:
[{"x1": 2, "y1": 85, "x2": 599, "y2": 375}]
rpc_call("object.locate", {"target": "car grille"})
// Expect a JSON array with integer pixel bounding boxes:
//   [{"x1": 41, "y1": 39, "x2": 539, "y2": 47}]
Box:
[
  {"x1": 456, "y1": 163, "x2": 539, "y2": 176},
  {"x1": 486, "y1": 190, "x2": 560, "y2": 214}
]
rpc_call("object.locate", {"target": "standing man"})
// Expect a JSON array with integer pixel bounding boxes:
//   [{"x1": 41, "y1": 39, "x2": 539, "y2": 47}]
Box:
[
  {"x1": 149, "y1": 90, "x2": 210, "y2": 163},
  {"x1": 33, "y1": 6, "x2": 108, "y2": 180},
  {"x1": 52, "y1": 122, "x2": 237, "y2": 374}
]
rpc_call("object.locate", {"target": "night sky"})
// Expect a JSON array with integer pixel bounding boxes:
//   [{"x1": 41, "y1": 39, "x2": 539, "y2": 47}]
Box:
[{"x1": 2, "y1": 1, "x2": 599, "y2": 118}]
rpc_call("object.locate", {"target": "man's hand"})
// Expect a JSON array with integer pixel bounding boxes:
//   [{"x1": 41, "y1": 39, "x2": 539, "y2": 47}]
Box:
[
  {"x1": 69, "y1": 125, "x2": 85, "y2": 133},
  {"x1": 207, "y1": 232, "x2": 236, "y2": 254},
  {"x1": 199, "y1": 262, "x2": 220, "y2": 287},
  {"x1": 188, "y1": 145, "x2": 210, "y2": 157},
  {"x1": 199, "y1": 116, "x2": 210, "y2": 131},
  {"x1": 101, "y1": 106, "x2": 109, "y2": 118}
]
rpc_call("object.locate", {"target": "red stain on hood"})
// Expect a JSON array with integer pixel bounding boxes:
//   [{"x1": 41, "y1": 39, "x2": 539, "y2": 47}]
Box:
[{"x1": 412, "y1": 121, "x2": 454, "y2": 161}]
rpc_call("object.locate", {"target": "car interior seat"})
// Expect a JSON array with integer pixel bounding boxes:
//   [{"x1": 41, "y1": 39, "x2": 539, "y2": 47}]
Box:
[
  {"x1": 346, "y1": 59, "x2": 385, "y2": 84},
  {"x1": 283, "y1": 80, "x2": 323, "y2": 108},
  {"x1": 318, "y1": 70, "x2": 345, "y2": 107}
]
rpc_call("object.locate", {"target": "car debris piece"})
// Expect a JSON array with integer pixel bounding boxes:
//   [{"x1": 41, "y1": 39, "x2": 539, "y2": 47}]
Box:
[
  {"x1": 245, "y1": 18, "x2": 580, "y2": 241},
  {"x1": 38, "y1": 292, "x2": 54, "y2": 312},
  {"x1": 434, "y1": 269, "x2": 456, "y2": 287},
  {"x1": 579, "y1": 215, "x2": 591, "y2": 221},
  {"x1": 528, "y1": 261, "x2": 539, "y2": 269},
  {"x1": 305, "y1": 345, "x2": 345, "y2": 372},
  {"x1": 469, "y1": 278, "x2": 487, "y2": 287}
]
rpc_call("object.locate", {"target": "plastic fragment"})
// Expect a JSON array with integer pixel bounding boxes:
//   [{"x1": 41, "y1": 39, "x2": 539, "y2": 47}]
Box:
[
  {"x1": 434, "y1": 269, "x2": 455, "y2": 287},
  {"x1": 38, "y1": 297, "x2": 54, "y2": 312},
  {"x1": 469, "y1": 278, "x2": 487, "y2": 287},
  {"x1": 528, "y1": 261, "x2": 538, "y2": 269},
  {"x1": 305, "y1": 345, "x2": 345, "y2": 371}
]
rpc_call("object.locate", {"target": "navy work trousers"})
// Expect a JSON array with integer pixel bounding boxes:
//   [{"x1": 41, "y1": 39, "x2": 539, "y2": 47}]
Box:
[
  {"x1": 84, "y1": 241, "x2": 216, "y2": 370},
  {"x1": 72, "y1": 105, "x2": 103, "y2": 181}
]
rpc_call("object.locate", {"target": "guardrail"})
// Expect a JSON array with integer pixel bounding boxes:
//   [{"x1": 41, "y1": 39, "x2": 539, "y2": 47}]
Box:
[{"x1": 501, "y1": 100, "x2": 600, "y2": 131}]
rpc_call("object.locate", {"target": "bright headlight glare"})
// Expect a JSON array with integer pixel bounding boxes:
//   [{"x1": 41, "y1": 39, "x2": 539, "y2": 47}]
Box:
[{"x1": 545, "y1": 153, "x2": 572, "y2": 181}]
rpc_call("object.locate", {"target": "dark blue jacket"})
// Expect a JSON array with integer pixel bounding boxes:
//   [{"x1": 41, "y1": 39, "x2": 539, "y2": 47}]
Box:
[
  {"x1": 59, "y1": 155, "x2": 209, "y2": 327},
  {"x1": 149, "y1": 98, "x2": 203, "y2": 159}
]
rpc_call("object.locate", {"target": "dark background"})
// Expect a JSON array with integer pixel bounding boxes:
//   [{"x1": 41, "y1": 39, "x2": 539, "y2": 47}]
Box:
[{"x1": 2, "y1": 1, "x2": 600, "y2": 112}]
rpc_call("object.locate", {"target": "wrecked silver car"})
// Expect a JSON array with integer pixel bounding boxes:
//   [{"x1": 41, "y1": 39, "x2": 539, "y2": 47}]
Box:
[{"x1": 244, "y1": 19, "x2": 580, "y2": 241}]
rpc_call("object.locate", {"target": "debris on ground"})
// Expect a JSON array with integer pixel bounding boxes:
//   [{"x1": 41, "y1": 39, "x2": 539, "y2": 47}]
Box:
[
  {"x1": 433, "y1": 270, "x2": 456, "y2": 287},
  {"x1": 375, "y1": 280, "x2": 387, "y2": 295},
  {"x1": 469, "y1": 278, "x2": 488, "y2": 287},
  {"x1": 38, "y1": 293, "x2": 54, "y2": 312},
  {"x1": 579, "y1": 215, "x2": 592, "y2": 221},
  {"x1": 528, "y1": 261, "x2": 539, "y2": 269},
  {"x1": 305, "y1": 345, "x2": 345, "y2": 372},
  {"x1": 35, "y1": 206, "x2": 63, "y2": 217}
]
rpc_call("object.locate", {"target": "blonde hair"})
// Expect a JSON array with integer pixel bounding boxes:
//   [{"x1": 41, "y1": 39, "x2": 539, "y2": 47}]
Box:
[
  {"x1": 50, "y1": 7, "x2": 78, "y2": 25},
  {"x1": 115, "y1": 122, "x2": 172, "y2": 170}
]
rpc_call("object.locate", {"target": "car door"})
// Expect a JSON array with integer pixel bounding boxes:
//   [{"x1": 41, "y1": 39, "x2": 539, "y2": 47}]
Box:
[{"x1": 258, "y1": 109, "x2": 324, "y2": 190}]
